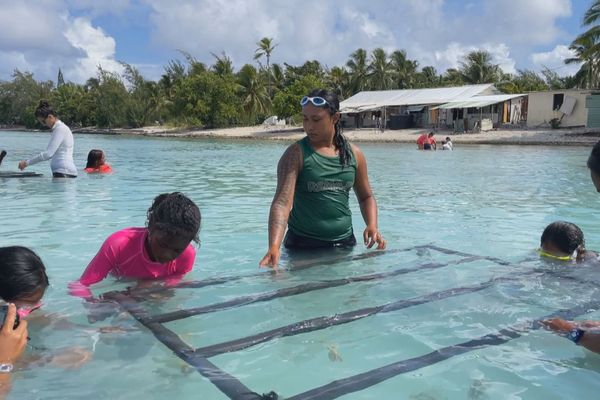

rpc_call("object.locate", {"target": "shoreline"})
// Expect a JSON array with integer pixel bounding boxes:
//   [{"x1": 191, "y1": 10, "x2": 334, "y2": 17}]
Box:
[{"x1": 3, "y1": 125, "x2": 600, "y2": 146}]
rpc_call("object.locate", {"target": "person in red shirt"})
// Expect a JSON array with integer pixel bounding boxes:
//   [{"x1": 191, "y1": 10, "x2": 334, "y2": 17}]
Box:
[
  {"x1": 416, "y1": 133, "x2": 428, "y2": 150},
  {"x1": 84, "y1": 149, "x2": 113, "y2": 174},
  {"x1": 416, "y1": 132, "x2": 436, "y2": 150}
]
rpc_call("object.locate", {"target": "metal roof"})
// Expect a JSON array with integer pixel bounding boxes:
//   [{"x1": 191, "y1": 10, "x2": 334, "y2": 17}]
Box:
[
  {"x1": 339, "y1": 84, "x2": 497, "y2": 113},
  {"x1": 434, "y1": 94, "x2": 525, "y2": 109}
]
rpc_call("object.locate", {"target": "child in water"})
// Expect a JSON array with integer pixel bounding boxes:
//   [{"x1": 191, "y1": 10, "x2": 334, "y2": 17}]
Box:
[
  {"x1": 539, "y1": 221, "x2": 597, "y2": 263},
  {"x1": 0, "y1": 246, "x2": 49, "y2": 318},
  {"x1": 69, "y1": 192, "x2": 201, "y2": 298},
  {"x1": 84, "y1": 149, "x2": 112, "y2": 174}
]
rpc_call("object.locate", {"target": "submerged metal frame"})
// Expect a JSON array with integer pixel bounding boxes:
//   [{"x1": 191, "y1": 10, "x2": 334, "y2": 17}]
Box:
[{"x1": 102, "y1": 245, "x2": 585, "y2": 400}]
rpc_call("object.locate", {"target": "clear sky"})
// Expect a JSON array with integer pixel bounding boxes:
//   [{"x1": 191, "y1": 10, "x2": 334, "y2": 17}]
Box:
[{"x1": 0, "y1": 0, "x2": 592, "y2": 84}]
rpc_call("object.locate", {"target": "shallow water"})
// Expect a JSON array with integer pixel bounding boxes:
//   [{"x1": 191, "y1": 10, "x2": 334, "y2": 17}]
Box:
[{"x1": 1, "y1": 130, "x2": 600, "y2": 399}]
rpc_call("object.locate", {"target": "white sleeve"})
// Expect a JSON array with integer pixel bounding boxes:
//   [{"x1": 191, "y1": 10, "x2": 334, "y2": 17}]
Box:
[{"x1": 26, "y1": 129, "x2": 63, "y2": 166}]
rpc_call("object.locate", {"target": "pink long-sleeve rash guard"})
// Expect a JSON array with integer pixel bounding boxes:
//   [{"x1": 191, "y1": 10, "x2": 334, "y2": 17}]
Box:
[{"x1": 69, "y1": 227, "x2": 195, "y2": 297}]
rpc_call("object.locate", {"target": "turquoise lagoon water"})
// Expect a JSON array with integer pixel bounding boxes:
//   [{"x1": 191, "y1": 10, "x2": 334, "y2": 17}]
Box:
[{"x1": 1, "y1": 130, "x2": 600, "y2": 399}]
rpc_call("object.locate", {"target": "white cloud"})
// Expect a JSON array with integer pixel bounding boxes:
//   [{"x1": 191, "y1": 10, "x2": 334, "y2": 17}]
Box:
[
  {"x1": 531, "y1": 44, "x2": 580, "y2": 76},
  {"x1": 0, "y1": 0, "x2": 122, "y2": 83},
  {"x1": 67, "y1": 0, "x2": 131, "y2": 16},
  {"x1": 434, "y1": 42, "x2": 516, "y2": 74},
  {"x1": 63, "y1": 17, "x2": 123, "y2": 82},
  {"x1": 142, "y1": 0, "x2": 570, "y2": 74},
  {"x1": 0, "y1": 0, "x2": 580, "y2": 82}
]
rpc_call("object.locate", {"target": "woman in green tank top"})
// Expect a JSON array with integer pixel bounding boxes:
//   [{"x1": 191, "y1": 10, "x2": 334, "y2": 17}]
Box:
[{"x1": 259, "y1": 89, "x2": 386, "y2": 268}]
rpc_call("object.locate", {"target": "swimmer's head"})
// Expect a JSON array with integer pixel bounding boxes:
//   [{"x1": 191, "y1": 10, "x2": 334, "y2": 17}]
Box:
[
  {"x1": 0, "y1": 246, "x2": 49, "y2": 308},
  {"x1": 540, "y1": 221, "x2": 584, "y2": 262},
  {"x1": 146, "y1": 192, "x2": 201, "y2": 263},
  {"x1": 588, "y1": 141, "x2": 600, "y2": 192},
  {"x1": 86, "y1": 149, "x2": 106, "y2": 169},
  {"x1": 302, "y1": 88, "x2": 351, "y2": 168}
]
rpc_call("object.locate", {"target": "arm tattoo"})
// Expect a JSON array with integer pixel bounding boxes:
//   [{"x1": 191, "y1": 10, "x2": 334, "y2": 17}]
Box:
[{"x1": 268, "y1": 144, "x2": 302, "y2": 247}]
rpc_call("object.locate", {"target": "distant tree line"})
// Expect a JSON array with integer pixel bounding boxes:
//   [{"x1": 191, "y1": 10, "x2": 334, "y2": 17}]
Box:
[{"x1": 0, "y1": 3, "x2": 597, "y2": 131}]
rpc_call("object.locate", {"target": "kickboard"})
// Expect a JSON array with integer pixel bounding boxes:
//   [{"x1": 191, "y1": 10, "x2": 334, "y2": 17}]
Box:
[{"x1": 0, "y1": 171, "x2": 44, "y2": 178}]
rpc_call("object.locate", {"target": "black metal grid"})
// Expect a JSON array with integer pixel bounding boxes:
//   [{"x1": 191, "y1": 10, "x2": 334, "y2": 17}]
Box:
[{"x1": 101, "y1": 245, "x2": 589, "y2": 400}]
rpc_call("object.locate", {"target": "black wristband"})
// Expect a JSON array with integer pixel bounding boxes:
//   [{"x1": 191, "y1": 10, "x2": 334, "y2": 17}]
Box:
[{"x1": 567, "y1": 328, "x2": 585, "y2": 344}]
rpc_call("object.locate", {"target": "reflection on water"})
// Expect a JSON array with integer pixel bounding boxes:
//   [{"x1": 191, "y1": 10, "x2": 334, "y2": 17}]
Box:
[{"x1": 2, "y1": 131, "x2": 600, "y2": 399}]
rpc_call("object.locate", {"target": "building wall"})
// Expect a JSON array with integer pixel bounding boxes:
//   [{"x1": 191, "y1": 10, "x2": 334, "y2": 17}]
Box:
[{"x1": 526, "y1": 90, "x2": 590, "y2": 128}]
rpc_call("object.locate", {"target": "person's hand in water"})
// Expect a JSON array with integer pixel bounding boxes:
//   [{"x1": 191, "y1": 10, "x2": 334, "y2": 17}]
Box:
[
  {"x1": 18, "y1": 160, "x2": 28, "y2": 171},
  {"x1": 259, "y1": 246, "x2": 281, "y2": 269},
  {"x1": 542, "y1": 318, "x2": 576, "y2": 333},
  {"x1": 0, "y1": 304, "x2": 28, "y2": 364},
  {"x1": 363, "y1": 226, "x2": 386, "y2": 249},
  {"x1": 49, "y1": 347, "x2": 92, "y2": 369}
]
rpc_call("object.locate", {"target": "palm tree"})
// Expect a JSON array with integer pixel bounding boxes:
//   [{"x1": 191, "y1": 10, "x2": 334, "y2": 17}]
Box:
[
  {"x1": 326, "y1": 66, "x2": 350, "y2": 98},
  {"x1": 389, "y1": 50, "x2": 418, "y2": 89},
  {"x1": 346, "y1": 48, "x2": 369, "y2": 94},
  {"x1": 417, "y1": 66, "x2": 441, "y2": 88},
  {"x1": 237, "y1": 64, "x2": 271, "y2": 124},
  {"x1": 566, "y1": 35, "x2": 599, "y2": 88},
  {"x1": 459, "y1": 50, "x2": 501, "y2": 84},
  {"x1": 270, "y1": 63, "x2": 285, "y2": 93},
  {"x1": 367, "y1": 48, "x2": 392, "y2": 90},
  {"x1": 210, "y1": 51, "x2": 234, "y2": 77},
  {"x1": 254, "y1": 37, "x2": 277, "y2": 97},
  {"x1": 441, "y1": 68, "x2": 463, "y2": 87}
]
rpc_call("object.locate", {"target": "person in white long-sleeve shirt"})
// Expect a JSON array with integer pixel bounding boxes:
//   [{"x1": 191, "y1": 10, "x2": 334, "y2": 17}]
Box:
[{"x1": 18, "y1": 101, "x2": 77, "y2": 178}]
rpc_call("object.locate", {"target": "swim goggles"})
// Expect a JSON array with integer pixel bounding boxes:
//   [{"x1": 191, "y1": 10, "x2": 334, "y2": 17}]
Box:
[
  {"x1": 300, "y1": 96, "x2": 336, "y2": 111},
  {"x1": 17, "y1": 302, "x2": 42, "y2": 318},
  {"x1": 537, "y1": 248, "x2": 575, "y2": 262}
]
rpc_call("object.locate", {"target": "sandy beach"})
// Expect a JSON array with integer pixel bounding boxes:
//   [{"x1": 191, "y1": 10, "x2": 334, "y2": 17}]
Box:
[
  {"x1": 3, "y1": 124, "x2": 598, "y2": 146},
  {"x1": 77, "y1": 125, "x2": 600, "y2": 146}
]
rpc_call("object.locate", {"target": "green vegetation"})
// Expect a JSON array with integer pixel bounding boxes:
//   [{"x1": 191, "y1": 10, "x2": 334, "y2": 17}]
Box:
[{"x1": 1, "y1": 5, "x2": 598, "y2": 131}]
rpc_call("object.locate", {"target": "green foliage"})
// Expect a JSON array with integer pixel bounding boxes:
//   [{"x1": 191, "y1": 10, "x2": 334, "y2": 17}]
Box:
[
  {"x1": 498, "y1": 70, "x2": 548, "y2": 94},
  {"x1": 50, "y1": 82, "x2": 87, "y2": 127},
  {"x1": 0, "y1": 70, "x2": 53, "y2": 127},
  {"x1": 0, "y1": 25, "x2": 592, "y2": 131},
  {"x1": 272, "y1": 75, "x2": 324, "y2": 119},
  {"x1": 459, "y1": 51, "x2": 501, "y2": 84}
]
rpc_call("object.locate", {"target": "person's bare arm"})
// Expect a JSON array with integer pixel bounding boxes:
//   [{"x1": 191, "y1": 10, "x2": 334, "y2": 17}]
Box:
[
  {"x1": 351, "y1": 144, "x2": 386, "y2": 249},
  {"x1": 543, "y1": 318, "x2": 600, "y2": 354},
  {"x1": 259, "y1": 144, "x2": 302, "y2": 268},
  {"x1": 0, "y1": 304, "x2": 29, "y2": 397}
]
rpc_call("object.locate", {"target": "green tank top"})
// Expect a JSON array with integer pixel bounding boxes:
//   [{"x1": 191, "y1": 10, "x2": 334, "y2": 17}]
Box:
[{"x1": 288, "y1": 137, "x2": 357, "y2": 241}]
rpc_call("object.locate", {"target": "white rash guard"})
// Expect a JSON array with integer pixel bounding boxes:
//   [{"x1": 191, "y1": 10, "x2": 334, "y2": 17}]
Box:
[{"x1": 27, "y1": 120, "x2": 77, "y2": 176}]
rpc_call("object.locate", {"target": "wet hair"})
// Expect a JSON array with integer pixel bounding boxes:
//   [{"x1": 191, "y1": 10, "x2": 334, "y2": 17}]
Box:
[
  {"x1": 34, "y1": 100, "x2": 57, "y2": 119},
  {"x1": 540, "y1": 221, "x2": 584, "y2": 254},
  {"x1": 0, "y1": 246, "x2": 49, "y2": 302},
  {"x1": 86, "y1": 149, "x2": 105, "y2": 169},
  {"x1": 428, "y1": 132, "x2": 435, "y2": 137},
  {"x1": 306, "y1": 89, "x2": 352, "y2": 168},
  {"x1": 445, "y1": 137, "x2": 451, "y2": 141},
  {"x1": 587, "y1": 141, "x2": 600, "y2": 175},
  {"x1": 146, "y1": 192, "x2": 201, "y2": 243}
]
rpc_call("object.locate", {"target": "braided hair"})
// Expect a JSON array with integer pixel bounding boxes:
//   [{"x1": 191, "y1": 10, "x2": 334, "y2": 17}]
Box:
[
  {"x1": 306, "y1": 89, "x2": 352, "y2": 168},
  {"x1": 34, "y1": 100, "x2": 57, "y2": 119},
  {"x1": 146, "y1": 192, "x2": 201, "y2": 243},
  {"x1": 587, "y1": 140, "x2": 600, "y2": 175}
]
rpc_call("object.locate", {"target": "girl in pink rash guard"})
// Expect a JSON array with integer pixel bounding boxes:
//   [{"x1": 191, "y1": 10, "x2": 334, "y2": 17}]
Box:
[{"x1": 69, "y1": 192, "x2": 201, "y2": 298}]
